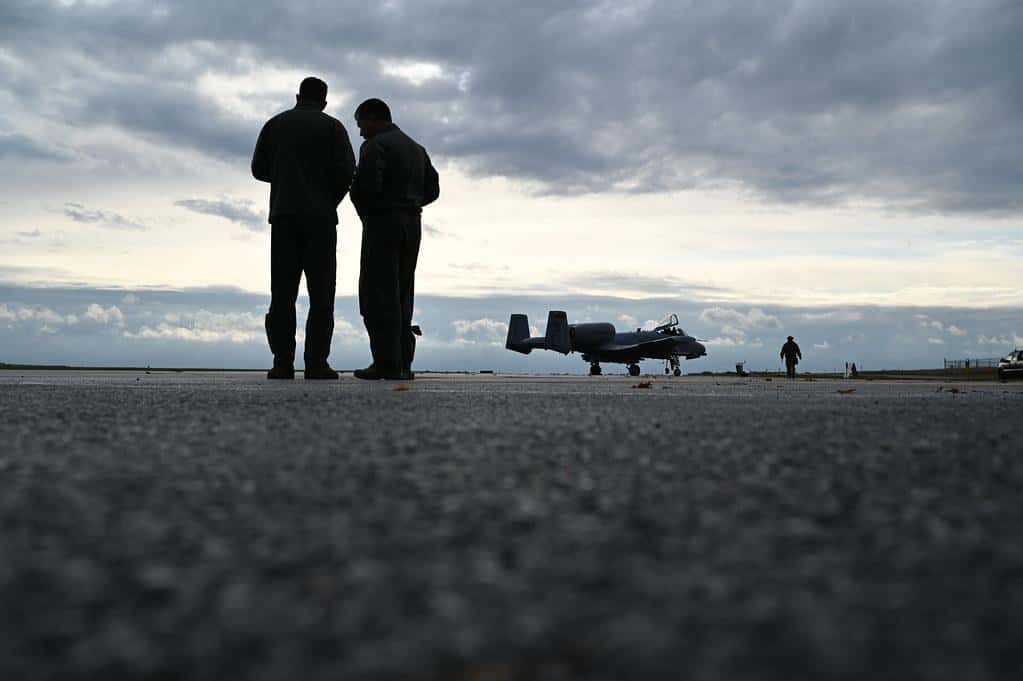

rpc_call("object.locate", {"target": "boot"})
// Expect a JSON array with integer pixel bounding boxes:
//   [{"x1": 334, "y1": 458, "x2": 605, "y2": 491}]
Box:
[
  {"x1": 304, "y1": 363, "x2": 339, "y2": 380},
  {"x1": 353, "y1": 364, "x2": 404, "y2": 380},
  {"x1": 267, "y1": 362, "x2": 295, "y2": 380}
]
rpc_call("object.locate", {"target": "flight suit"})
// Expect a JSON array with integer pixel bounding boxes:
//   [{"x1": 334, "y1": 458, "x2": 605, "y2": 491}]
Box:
[
  {"x1": 350, "y1": 124, "x2": 439, "y2": 374},
  {"x1": 780, "y1": 340, "x2": 802, "y2": 378},
  {"x1": 252, "y1": 102, "x2": 355, "y2": 369}
]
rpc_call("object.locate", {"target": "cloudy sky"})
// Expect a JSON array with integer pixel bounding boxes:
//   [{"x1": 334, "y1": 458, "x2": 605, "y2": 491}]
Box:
[{"x1": 1, "y1": 0, "x2": 1021, "y2": 371}]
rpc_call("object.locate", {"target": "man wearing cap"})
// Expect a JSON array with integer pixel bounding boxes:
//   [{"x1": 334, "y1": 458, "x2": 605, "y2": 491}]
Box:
[
  {"x1": 780, "y1": 335, "x2": 802, "y2": 379},
  {"x1": 349, "y1": 98, "x2": 439, "y2": 380},
  {"x1": 252, "y1": 77, "x2": 356, "y2": 379}
]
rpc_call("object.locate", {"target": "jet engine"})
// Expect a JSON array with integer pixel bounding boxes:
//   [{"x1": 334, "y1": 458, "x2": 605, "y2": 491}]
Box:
[{"x1": 569, "y1": 323, "x2": 616, "y2": 351}]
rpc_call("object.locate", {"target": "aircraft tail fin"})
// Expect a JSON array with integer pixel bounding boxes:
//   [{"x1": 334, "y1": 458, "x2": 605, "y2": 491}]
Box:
[
  {"x1": 544, "y1": 310, "x2": 571, "y2": 354},
  {"x1": 506, "y1": 314, "x2": 532, "y2": 354}
]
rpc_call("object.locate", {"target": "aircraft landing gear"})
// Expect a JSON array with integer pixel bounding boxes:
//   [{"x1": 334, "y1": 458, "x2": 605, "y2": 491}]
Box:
[
  {"x1": 674, "y1": 367, "x2": 682, "y2": 377},
  {"x1": 589, "y1": 363, "x2": 602, "y2": 376},
  {"x1": 628, "y1": 364, "x2": 641, "y2": 377},
  {"x1": 667, "y1": 356, "x2": 682, "y2": 377}
]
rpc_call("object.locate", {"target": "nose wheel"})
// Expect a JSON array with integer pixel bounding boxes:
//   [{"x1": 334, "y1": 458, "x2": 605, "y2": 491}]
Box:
[
  {"x1": 628, "y1": 364, "x2": 641, "y2": 377},
  {"x1": 589, "y1": 363, "x2": 602, "y2": 376},
  {"x1": 665, "y1": 357, "x2": 682, "y2": 377}
]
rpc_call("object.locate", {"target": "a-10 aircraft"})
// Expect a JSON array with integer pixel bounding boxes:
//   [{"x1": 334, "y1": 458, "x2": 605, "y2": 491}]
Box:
[{"x1": 505, "y1": 312, "x2": 706, "y2": 376}]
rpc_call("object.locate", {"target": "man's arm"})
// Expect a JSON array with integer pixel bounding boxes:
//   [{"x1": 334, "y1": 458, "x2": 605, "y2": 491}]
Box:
[
  {"x1": 796, "y1": 344, "x2": 802, "y2": 359},
  {"x1": 251, "y1": 121, "x2": 273, "y2": 182},
  {"x1": 333, "y1": 122, "x2": 356, "y2": 204},
  {"x1": 422, "y1": 150, "x2": 439, "y2": 207},
  {"x1": 350, "y1": 140, "x2": 384, "y2": 216}
]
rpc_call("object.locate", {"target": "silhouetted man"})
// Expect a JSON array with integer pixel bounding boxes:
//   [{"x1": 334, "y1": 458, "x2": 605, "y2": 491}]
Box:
[
  {"x1": 252, "y1": 77, "x2": 355, "y2": 379},
  {"x1": 780, "y1": 335, "x2": 802, "y2": 378},
  {"x1": 349, "y1": 98, "x2": 439, "y2": 380}
]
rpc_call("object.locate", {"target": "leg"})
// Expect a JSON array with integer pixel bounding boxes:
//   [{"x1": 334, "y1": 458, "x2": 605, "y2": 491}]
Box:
[
  {"x1": 301, "y1": 221, "x2": 337, "y2": 368},
  {"x1": 399, "y1": 215, "x2": 421, "y2": 374},
  {"x1": 267, "y1": 220, "x2": 303, "y2": 368},
  {"x1": 359, "y1": 216, "x2": 402, "y2": 373}
]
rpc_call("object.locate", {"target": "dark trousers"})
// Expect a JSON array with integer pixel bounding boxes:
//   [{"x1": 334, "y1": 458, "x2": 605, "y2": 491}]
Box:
[
  {"x1": 786, "y1": 359, "x2": 797, "y2": 378},
  {"x1": 266, "y1": 217, "x2": 337, "y2": 368},
  {"x1": 359, "y1": 212, "x2": 421, "y2": 373}
]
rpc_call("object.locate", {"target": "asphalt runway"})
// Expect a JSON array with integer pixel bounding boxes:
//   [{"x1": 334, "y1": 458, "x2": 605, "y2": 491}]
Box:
[{"x1": 2, "y1": 370, "x2": 1022, "y2": 680}]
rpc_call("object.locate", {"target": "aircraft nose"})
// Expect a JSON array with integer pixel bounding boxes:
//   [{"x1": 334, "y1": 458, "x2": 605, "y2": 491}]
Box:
[{"x1": 695, "y1": 342, "x2": 706, "y2": 356}]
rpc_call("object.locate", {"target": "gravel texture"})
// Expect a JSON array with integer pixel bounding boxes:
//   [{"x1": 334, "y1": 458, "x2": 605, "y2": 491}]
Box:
[{"x1": 1, "y1": 370, "x2": 1022, "y2": 681}]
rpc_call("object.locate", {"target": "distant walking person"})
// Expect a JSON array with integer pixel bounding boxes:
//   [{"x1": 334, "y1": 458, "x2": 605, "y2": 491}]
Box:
[
  {"x1": 780, "y1": 335, "x2": 802, "y2": 379},
  {"x1": 349, "y1": 98, "x2": 439, "y2": 380},
  {"x1": 251, "y1": 77, "x2": 356, "y2": 379}
]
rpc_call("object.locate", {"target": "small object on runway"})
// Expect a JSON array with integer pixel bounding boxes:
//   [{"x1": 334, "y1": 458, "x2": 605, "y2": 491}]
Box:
[
  {"x1": 632, "y1": 381, "x2": 653, "y2": 389},
  {"x1": 837, "y1": 388, "x2": 857, "y2": 394}
]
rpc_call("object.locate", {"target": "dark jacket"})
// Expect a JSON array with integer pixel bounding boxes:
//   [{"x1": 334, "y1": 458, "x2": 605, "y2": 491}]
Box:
[
  {"x1": 350, "y1": 124, "x2": 439, "y2": 217},
  {"x1": 780, "y1": 340, "x2": 802, "y2": 363},
  {"x1": 251, "y1": 103, "x2": 356, "y2": 225}
]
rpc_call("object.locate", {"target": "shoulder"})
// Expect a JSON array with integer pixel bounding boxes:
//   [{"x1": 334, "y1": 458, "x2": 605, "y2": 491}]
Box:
[
  {"x1": 268, "y1": 109, "x2": 293, "y2": 124},
  {"x1": 259, "y1": 111, "x2": 281, "y2": 132},
  {"x1": 261, "y1": 109, "x2": 294, "y2": 131},
  {"x1": 319, "y1": 111, "x2": 348, "y2": 130},
  {"x1": 392, "y1": 128, "x2": 428, "y2": 157},
  {"x1": 397, "y1": 128, "x2": 423, "y2": 150},
  {"x1": 359, "y1": 137, "x2": 382, "y2": 157}
]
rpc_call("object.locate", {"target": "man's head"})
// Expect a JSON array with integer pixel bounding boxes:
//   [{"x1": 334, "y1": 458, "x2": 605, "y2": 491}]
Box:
[
  {"x1": 787, "y1": 336, "x2": 794, "y2": 341},
  {"x1": 354, "y1": 98, "x2": 392, "y2": 139},
  {"x1": 296, "y1": 77, "x2": 328, "y2": 110}
]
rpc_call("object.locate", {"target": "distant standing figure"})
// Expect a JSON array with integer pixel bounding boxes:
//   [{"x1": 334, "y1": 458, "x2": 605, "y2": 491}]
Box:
[
  {"x1": 780, "y1": 335, "x2": 802, "y2": 379},
  {"x1": 251, "y1": 77, "x2": 356, "y2": 380},
  {"x1": 349, "y1": 98, "x2": 439, "y2": 380}
]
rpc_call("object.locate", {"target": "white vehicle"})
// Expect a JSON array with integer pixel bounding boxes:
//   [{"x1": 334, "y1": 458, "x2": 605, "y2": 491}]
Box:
[{"x1": 998, "y1": 350, "x2": 1023, "y2": 381}]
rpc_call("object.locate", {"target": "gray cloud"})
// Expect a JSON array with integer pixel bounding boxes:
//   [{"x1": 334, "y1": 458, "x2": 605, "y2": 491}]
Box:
[
  {"x1": 562, "y1": 272, "x2": 726, "y2": 297},
  {"x1": 3, "y1": 284, "x2": 1020, "y2": 371},
  {"x1": 63, "y1": 203, "x2": 145, "y2": 230},
  {"x1": 0, "y1": 132, "x2": 71, "y2": 162},
  {"x1": 0, "y1": 1, "x2": 1018, "y2": 215},
  {"x1": 175, "y1": 198, "x2": 266, "y2": 232}
]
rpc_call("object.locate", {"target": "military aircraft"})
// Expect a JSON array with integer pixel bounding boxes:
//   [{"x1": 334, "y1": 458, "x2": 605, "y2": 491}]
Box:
[{"x1": 505, "y1": 311, "x2": 706, "y2": 376}]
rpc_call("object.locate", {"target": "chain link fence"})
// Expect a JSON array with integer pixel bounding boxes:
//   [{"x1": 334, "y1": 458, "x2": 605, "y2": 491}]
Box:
[{"x1": 943, "y1": 358, "x2": 1001, "y2": 370}]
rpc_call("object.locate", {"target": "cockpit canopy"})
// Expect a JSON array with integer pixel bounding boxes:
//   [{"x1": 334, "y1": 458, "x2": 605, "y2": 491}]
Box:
[{"x1": 652, "y1": 313, "x2": 686, "y2": 336}]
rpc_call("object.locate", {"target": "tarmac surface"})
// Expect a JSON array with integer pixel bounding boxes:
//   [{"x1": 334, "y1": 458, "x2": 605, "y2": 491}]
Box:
[{"x1": 1, "y1": 370, "x2": 1022, "y2": 680}]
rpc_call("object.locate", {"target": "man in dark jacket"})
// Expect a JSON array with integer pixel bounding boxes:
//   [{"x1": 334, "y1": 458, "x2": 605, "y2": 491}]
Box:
[
  {"x1": 252, "y1": 77, "x2": 356, "y2": 379},
  {"x1": 349, "y1": 98, "x2": 439, "y2": 380},
  {"x1": 780, "y1": 335, "x2": 802, "y2": 379}
]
